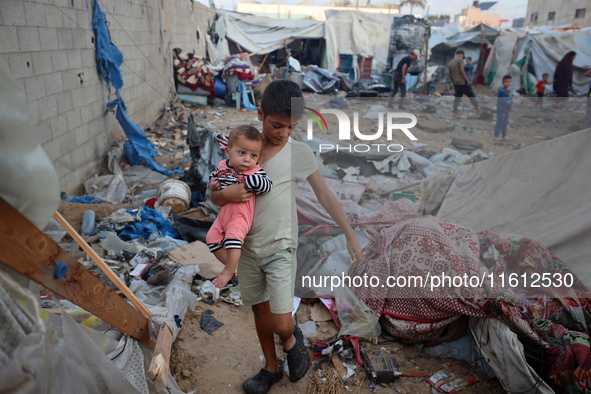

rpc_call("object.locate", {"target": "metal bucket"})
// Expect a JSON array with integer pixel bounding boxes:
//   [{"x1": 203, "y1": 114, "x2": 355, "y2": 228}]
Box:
[{"x1": 157, "y1": 179, "x2": 191, "y2": 213}]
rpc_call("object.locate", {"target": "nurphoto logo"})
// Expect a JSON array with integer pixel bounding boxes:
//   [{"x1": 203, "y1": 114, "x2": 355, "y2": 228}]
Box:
[{"x1": 304, "y1": 107, "x2": 419, "y2": 153}]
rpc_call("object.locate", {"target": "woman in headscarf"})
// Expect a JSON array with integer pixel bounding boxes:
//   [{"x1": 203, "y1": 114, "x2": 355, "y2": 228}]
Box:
[{"x1": 553, "y1": 51, "x2": 577, "y2": 106}]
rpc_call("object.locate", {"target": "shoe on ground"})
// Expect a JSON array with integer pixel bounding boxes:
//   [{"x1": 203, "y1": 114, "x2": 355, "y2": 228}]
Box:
[
  {"x1": 243, "y1": 365, "x2": 284, "y2": 394},
  {"x1": 286, "y1": 325, "x2": 310, "y2": 382}
]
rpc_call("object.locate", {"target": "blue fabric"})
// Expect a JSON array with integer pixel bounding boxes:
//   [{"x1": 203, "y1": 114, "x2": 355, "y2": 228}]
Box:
[
  {"x1": 92, "y1": 0, "x2": 123, "y2": 90},
  {"x1": 494, "y1": 111, "x2": 509, "y2": 138},
  {"x1": 62, "y1": 195, "x2": 104, "y2": 204},
  {"x1": 464, "y1": 64, "x2": 474, "y2": 81},
  {"x1": 496, "y1": 87, "x2": 513, "y2": 113},
  {"x1": 119, "y1": 207, "x2": 180, "y2": 240},
  {"x1": 123, "y1": 141, "x2": 140, "y2": 166},
  {"x1": 108, "y1": 93, "x2": 179, "y2": 176},
  {"x1": 237, "y1": 81, "x2": 257, "y2": 111},
  {"x1": 173, "y1": 157, "x2": 190, "y2": 168}
]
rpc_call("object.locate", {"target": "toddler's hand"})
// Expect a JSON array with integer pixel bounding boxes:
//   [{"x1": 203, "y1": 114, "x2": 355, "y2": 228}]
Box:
[{"x1": 210, "y1": 178, "x2": 221, "y2": 191}]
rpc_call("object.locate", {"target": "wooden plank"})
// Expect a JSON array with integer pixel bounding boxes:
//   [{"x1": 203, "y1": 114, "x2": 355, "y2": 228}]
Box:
[
  {"x1": 53, "y1": 211, "x2": 152, "y2": 318},
  {"x1": 148, "y1": 323, "x2": 173, "y2": 391},
  {"x1": 0, "y1": 198, "x2": 153, "y2": 346}
]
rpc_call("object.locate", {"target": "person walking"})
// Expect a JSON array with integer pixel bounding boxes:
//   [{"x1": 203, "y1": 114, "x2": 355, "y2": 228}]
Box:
[
  {"x1": 448, "y1": 50, "x2": 482, "y2": 120},
  {"x1": 388, "y1": 49, "x2": 420, "y2": 110},
  {"x1": 553, "y1": 51, "x2": 577, "y2": 107}
]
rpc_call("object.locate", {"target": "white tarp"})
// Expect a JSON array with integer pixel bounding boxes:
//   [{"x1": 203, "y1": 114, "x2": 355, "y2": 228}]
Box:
[
  {"x1": 420, "y1": 128, "x2": 591, "y2": 289},
  {"x1": 484, "y1": 28, "x2": 591, "y2": 93},
  {"x1": 324, "y1": 11, "x2": 391, "y2": 73},
  {"x1": 223, "y1": 13, "x2": 324, "y2": 54}
]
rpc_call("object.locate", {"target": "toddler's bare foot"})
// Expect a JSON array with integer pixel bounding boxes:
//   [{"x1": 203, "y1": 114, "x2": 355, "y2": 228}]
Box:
[
  {"x1": 502, "y1": 137, "x2": 510, "y2": 141},
  {"x1": 213, "y1": 270, "x2": 233, "y2": 288}
]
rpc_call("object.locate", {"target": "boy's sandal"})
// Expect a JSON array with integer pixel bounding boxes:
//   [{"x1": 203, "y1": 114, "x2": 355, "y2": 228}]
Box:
[
  {"x1": 286, "y1": 325, "x2": 311, "y2": 382},
  {"x1": 243, "y1": 365, "x2": 284, "y2": 394}
]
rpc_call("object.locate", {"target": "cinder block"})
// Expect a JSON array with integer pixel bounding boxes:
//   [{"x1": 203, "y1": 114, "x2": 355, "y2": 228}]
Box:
[
  {"x1": 39, "y1": 94, "x2": 58, "y2": 121},
  {"x1": 27, "y1": 99, "x2": 40, "y2": 124},
  {"x1": 76, "y1": 10, "x2": 90, "y2": 28},
  {"x1": 31, "y1": 51, "x2": 53, "y2": 76},
  {"x1": 45, "y1": 4, "x2": 64, "y2": 28},
  {"x1": 45, "y1": 72, "x2": 63, "y2": 96},
  {"x1": 17, "y1": 27, "x2": 41, "y2": 52},
  {"x1": 82, "y1": 136, "x2": 98, "y2": 160},
  {"x1": 62, "y1": 70, "x2": 80, "y2": 91},
  {"x1": 51, "y1": 50, "x2": 69, "y2": 72},
  {"x1": 72, "y1": 31, "x2": 90, "y2": 49},
  {"x1": 74, "y1": 123, "x2": 89, "y2": 145},
  {"x1": 54, "y1": 152, "x2": 72, "y2": 177},
  {"x1": 83, "y1": 83, "x2": 98, "y2": 104},
  {"x1": 24, "y1": 76, "x2": 47, "y2": 101},
  {"x1": 36, "y1": 120, "x2": 53, "y2": 145},
  {"x1": 1, "y1": 1, "x2": 26, "y2": 26},
  {"x1": 56, "y1": 91, "x2": 73, "y2": 114},
  {"x1": 0, "y1": 27, "x2": 19, "y2": 53},
  {"x1": 39, "y1": 28, "x2": 59, "y2": 51},
  {"x1": 80, "y1": 103, "x2": 93, "y2": 124},
  {"x1": 42, "y1": 138, "x2": 62, "y2": 162},
  {"x1": 50, "y1": 113, "x2": 68, "y2": 138},
  {"x1": 57, "y1": 131, "x2": 77, "y2": 154},
  {"x1": 91, "y1": 99, "x2": 106, "y2": 119},
  {"x1": 66, "y1": 107, "x2": 82, "y2": 130},
  {"x1": 24, "y1": 2, "x2": 47, "y2": 27},
  {"x1": 62, "y1": 169, "x2": 82, "y2": 194},
  {"x1": 86, "y1": 118, "x2": 100, "y2": 139},
  {"x1": 8, "y1": 53, "x2": 34, "y2": 79},
  {"x1": 61, "y1": 8, "x2": 77, "y2": 29},
  {"x1": 81, "y1": 49, "x2": 95, "y2": 68},
  {"x1": 71, "y1": 144, "x2": 87, "y2": 168},
  {"x1": 56, "y1": 28, "x2": 74, "y2": 50},
  {"x1": 67, "y1": 49, "x2": 82, "y2": 69},
  {"x1": 70, "y1": 86, "x2": 85, "y2": 107}
]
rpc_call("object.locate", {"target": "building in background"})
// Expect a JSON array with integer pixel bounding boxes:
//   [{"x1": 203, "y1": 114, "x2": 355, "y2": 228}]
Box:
[
  {"x1": 512, "y1": 17, "x2": 525, "y2": 27},
  {"x1": 455, "y1": 1, "x2": 501, "y2": 28},
  {"x1": 236, "y1": 1, "x2": 400, "y2": 20},
  {"x1": 525, "y1": 0, "x2": 589, "y2": 27}
]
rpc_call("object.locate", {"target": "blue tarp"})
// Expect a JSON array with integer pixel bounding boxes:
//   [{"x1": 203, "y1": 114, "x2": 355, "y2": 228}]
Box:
[
  {"x1": 108, "y1": 94, "x2": 180, "y2": 176},
  {"x1": 119, "y1": 207, "x2": 180, "y2": 240},
  {"x1": 62, "y1": 195, "x2": 104, "y2": 204},
  {"x1": 92, "y1": 0, "x2": 123, "y2": 89}
]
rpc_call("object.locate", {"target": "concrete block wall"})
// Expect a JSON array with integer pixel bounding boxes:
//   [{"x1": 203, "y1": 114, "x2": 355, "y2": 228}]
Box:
[{"x1": 0, "y1": 0, "x2": 214, "y2": 193}]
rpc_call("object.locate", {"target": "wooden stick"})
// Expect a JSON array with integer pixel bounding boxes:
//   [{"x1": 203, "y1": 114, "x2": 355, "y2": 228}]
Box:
[
  {"x1": 53, "y1": 212, "x2": 152, "y2": 318},
  {"x1": 148, "y1": 323, "x2": 173, "y2": 390},
  {"x1": 0, "y1": 198, "x2": 153, "y2": 346},
  {"x1": 259, "y1": 52, "x2": 270, "y2": 69}
]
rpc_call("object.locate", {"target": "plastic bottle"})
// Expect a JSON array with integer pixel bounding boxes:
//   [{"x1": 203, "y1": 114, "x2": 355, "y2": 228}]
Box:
[{"x1": 81, "y1": 210, "x2": 96, "y2": 235}]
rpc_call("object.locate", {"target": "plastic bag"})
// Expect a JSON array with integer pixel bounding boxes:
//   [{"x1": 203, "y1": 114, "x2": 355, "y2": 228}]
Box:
[{"x1": 333, "y1": 284, "x2": 382, "y2": 340}]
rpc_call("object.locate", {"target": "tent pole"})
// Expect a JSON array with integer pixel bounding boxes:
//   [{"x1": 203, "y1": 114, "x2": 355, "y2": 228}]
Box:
[{"x1": 423, "y1": 22, "x2": 430, "y2": 95}]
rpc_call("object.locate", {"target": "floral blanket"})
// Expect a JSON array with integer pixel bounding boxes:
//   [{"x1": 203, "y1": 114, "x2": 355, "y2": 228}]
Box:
[
  {"x1": 348, "y1": 200, "x2": 591, "y2": 393},
  {"x1": 173, "y1": 48, "x2": 216, "y2": 98}
]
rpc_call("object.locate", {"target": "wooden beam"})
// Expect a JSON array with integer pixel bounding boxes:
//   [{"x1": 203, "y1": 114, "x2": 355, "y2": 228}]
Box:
[
  {"x1": 53, "y1": 211, "x2": 152, "y2": 318},
  {"x1": 148, "y1": 323, "x2": 173, "y2": 390},
  {"x1": 0, "y1": 198, "x2": 153, "y2": 346}
]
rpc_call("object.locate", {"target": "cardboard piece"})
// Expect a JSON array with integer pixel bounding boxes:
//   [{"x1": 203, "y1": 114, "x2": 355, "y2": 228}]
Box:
[
  {"x1": 168, "y1": 241, "x2": 223, "y2": 279},
  {"x1": 311, "y1": 301, "x2": 333, "y2": 322}
]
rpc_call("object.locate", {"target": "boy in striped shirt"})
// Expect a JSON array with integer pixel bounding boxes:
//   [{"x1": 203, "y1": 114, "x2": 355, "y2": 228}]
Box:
[{"x1": 207, "y1": 125, "x2": 272, "y2": 288}]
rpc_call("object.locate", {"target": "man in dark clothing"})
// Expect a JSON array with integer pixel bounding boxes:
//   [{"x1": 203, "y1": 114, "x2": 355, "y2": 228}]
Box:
[
  {"x1": 388, "y1": 49, "x2": 420, "y2": 109},
  {"x1": 449, "y1": 50, "x2": 482, "y2": 120}
]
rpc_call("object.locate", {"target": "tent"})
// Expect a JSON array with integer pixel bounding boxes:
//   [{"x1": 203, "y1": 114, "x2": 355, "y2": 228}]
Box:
[{"x1": 483, "y1": 27, "x2": 591, "y2": 93}]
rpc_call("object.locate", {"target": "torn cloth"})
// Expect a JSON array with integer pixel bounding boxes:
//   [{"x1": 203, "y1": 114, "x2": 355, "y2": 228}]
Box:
[
  {"x1": 107, "y1": 94, "x2": 177, "y2": 176},
  {"x1": 92, "y1": 0, "x2": 123, "y2": 90}
]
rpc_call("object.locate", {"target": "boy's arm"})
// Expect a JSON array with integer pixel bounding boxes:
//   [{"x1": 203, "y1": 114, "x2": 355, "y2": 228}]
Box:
[
  {"x1": 210, "y1": 183, "x2": 252, "y2": 206},
  {"x1": 307, "y1": 170, "x2": 363, "y2": 265},
  {"x1": 460, "y1": 67, "x2": 470, "y2": 85}
]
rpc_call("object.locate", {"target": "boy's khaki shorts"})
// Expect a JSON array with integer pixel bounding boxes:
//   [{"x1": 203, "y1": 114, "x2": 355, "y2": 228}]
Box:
[{"x1": 237, "y1": 248, "x2": 297, "y2": 314}]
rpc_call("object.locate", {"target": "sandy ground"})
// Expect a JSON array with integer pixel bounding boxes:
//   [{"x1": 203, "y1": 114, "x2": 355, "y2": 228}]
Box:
[{"x1": 56, "y1": 86, "x2": 589, "y2": 394}]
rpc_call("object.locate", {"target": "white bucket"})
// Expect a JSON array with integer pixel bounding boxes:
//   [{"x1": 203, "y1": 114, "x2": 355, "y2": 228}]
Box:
[{"x1": 156, "y1": 179, "x2": 191, "y2": 213}]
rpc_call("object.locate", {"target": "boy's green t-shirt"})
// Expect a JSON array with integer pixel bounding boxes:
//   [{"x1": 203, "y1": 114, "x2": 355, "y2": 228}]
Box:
[{"x1": 242, "y1": 138, "x2": 318, "y2": 258}]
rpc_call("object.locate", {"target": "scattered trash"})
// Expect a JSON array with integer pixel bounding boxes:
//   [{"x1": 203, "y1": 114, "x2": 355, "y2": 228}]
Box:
[
  {"x1": 157, "y1": 179, "x2": 191, "y2": 213},
  {"x1": 429, "y1": 363, "x2": 483, "y2": 393},
  {"x1": 200, "y1": 309, "x2": 224, "y2": 335},
  {"x1": 299, "y1": 321, "x2": 317, "y2": 339}
]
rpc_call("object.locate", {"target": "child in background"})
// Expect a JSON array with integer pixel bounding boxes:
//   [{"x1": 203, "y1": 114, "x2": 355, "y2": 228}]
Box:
[
  {"x1": 535, "y1": 73, "x2": 553, "y2": 107},
  {"x1": 464, "y1": 57, "x2": 475, "y2": 84},
  {"x1": 495, "y1": 75, "x2": 513, "y2": 141},
  {"x1": 206, "y1": 125, "x2": 272, "y2": 288}
]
